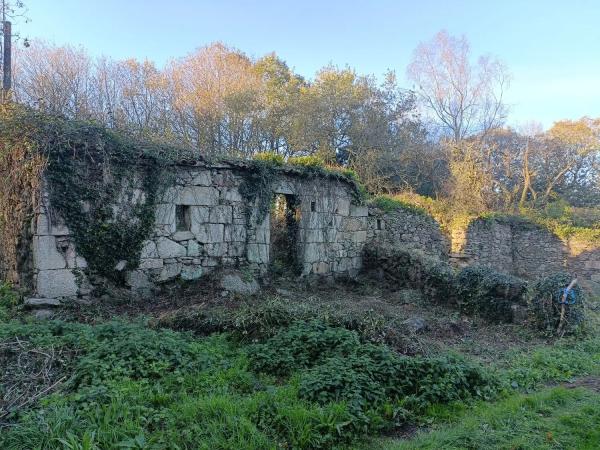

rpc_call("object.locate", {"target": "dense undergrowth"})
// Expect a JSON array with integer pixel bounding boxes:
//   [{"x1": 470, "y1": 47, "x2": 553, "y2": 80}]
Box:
[
  {"x1": 364, "y1": 245, "x2": 587, "y2": 334},
  {"x1": 1, "y1": 297, "x2": 600, "y2": 450},
  {"x1": 0, "y1": 317, "x2": 502, "y2": 449}
]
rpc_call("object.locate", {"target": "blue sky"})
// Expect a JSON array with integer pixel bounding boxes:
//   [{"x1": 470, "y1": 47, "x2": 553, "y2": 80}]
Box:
[{"x1": 16, "y1": 0, "x2": 600, "y2": 128}]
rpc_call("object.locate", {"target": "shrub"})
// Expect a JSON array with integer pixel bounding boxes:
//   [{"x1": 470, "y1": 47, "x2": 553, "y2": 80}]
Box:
[
  {"x1": 298, "y1": 343, "x2": 500, "y2": 427},
  {"x1": 528, "y1": 272, "x2": 586, "y2": 335},
  {"x1": 251, "y1": 321, "x2": 501, "y2": 431},
  {"x1": 288, "y1": 155, "x2": 325, "y2": 168},
  {"x1": 454, "y1": 266, "x2": 528, "y2": 322},
  {"x1": 370, "y1": 195, "x2": 429, "y2": 216},
  {"x1": 298, "y1": 355, "x2": 387, "y2": 431},
  {"x1": 392, "y1": 354, "x2": 500, "y2": 410},
  {"x1": 249, "y1": 321, "x2": 359, "y2": 376},
  {"x1": 252, "y1": 151, "x2": 285, "y2": 165}
]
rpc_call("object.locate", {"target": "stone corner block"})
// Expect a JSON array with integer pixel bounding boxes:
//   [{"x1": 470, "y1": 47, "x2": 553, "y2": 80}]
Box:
[{"x1": 36, "y1": 269, "x2": 78, "y2": 299}]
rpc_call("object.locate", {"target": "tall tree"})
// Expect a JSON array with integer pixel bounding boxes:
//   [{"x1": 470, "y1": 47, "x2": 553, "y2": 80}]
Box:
[
  {"x1": 407, "y1": 30, "x2": 510, "y2": 143},
  {"x1": 253, "y1": 54, "x2": 305, "y2": 155},
  {"x1": 534, "y1": 118, "x2": 600, "y2": 205}
]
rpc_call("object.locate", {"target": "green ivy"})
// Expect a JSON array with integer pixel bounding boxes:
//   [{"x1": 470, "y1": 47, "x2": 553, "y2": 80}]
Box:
[
  {"x1": 528, "y1": 272, "x2": 587, "y2": 335},
  {"x1": 454, "y1": 266, "x2": 528, "y2": 322},
  {"x1": 239, "y1": 157, "x2": 366, "y2": 227},
  {"x1": 1, "y1": 106, "x2": 181, "y2": 283}
]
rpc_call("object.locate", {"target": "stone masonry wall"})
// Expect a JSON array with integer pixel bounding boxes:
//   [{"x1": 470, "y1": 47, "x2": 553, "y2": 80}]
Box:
[
  {"x1": 450, "y1": 217, "x2": 599, "y2": 297},
  {"x1": 512, "y1": 226, "x2": 566, "y2": 278},
  {"x1": 30, "y1": 163, "x2": 368, "y2": 301},
  {"x1": 367, "y1": 206, "x2": 449, "y2": 260},
  {"x1": 28, "y1": 168, "x2": 600, "y2": 302},
  {"x1": 568, "y1": 238, "x2": 600, "y2": 296},
  {"x1": 452, "y1": 219, "x2": 514, "y2": 273}
]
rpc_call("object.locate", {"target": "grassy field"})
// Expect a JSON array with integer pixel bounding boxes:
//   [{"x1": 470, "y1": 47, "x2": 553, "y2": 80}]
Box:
[
  {"x1": 379, "y1": 387, "x2": 600, "y2": 450},
  {"x1": 1, "y1": 281, "x2": 599, "y2": 449}
]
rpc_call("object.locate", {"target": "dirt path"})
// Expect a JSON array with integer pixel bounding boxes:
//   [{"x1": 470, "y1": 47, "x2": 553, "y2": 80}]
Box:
[{"x1": 560, "y1": 376, "x2": 600, "y2": 392}]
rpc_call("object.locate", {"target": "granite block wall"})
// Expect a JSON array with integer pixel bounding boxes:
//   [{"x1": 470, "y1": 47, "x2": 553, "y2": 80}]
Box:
[
  {"x1": 29, "y1": 163, "x2": 368, "y2": 301},
  {"x1": 367, "y1": 206, "x2": 450, "y2": 260}
]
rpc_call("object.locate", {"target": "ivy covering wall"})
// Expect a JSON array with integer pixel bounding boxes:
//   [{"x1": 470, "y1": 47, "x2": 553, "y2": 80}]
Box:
[
  {"x1": 0, "y1": 104, "x2": 185, "y2": 285},
  {"x1": 0, "y1": 105, "x2": 365, "y2": 290}
]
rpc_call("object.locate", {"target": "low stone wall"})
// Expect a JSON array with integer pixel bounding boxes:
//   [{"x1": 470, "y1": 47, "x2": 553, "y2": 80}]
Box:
[
  {"x1": 367, "y1": 206, "x2": 449, "y2": 260},
  {"x1": 568, "y1": 238, "x2": 600, "y2": 296},
  {"x1": 450, "y1": 217, "x2": 600, "y2": 297},
  {"x1": 512, "y1": 225, "x2": 566, "y2": 278},
  {"x1": 30, "y1": 163, "x2": 368, "y2": 301},
  {"x1": 452, "y1": 219, "x2": 514, "y2": 273}
]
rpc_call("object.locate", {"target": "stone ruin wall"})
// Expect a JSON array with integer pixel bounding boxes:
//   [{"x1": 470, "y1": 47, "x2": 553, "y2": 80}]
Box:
[
  {"x1": 364, "y1": 208, "x2": 600, "y2": 297},
  {"x1": 449, "y1": 219, "x2": 515, "y2": 273},
  {"x1": 367, "y1": 207, "x2": 449, "y2": 260},
  {"x1": 566, "y1": 238, "x2": 600, "y2": 297},
  {"x1": 30, "y1": 163, "x2": 368, "y2": 301},
  {"x1": 25, "y1": 164, "x2": 600, "y2": 302},
  {"x1": 451, "y1": 218, "x2": 600, "y2": 297}
]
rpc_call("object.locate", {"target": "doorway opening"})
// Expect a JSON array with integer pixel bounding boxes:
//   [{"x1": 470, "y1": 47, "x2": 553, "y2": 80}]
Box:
[{"x1": 270, "y1": 193, "x2": 300, "y2": 275}]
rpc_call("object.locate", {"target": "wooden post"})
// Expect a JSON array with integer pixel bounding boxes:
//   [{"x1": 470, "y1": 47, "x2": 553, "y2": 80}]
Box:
[{"x1": 2, "y1": 20, "x2": 11, "y2": 101}]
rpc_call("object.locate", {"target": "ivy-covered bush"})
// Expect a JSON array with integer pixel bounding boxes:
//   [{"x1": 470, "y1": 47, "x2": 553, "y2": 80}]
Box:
[
  {"x1": 529, "y1": 272, "x2": 586, "y2": 335},
  {"x1": 363, "y1": 246, "x2": 456, "y2": 302},
  {"x1": 454, "y1": 266, "x2": 528, "y2": 322}
]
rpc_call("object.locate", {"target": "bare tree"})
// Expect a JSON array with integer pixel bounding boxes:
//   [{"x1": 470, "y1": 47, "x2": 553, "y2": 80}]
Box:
[
  {"x1": 13, "y1": 40, "x2": 94, "y2": 117},
  {"x1": 407, "y1": 30, "x2": 510, "y2": 143}
]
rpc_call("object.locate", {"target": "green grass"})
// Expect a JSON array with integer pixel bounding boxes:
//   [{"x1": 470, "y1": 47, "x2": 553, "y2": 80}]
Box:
[
  {"x1": 0, "y1": 318, "x2": 503, "y2": 450},
  {"x1": 380, "y1": 387, "x2": 600, "y2": 450},
  {"x1": 371, "y1": 333, "x2": 600, "y2": 449},
  {"x1": 499, "y1": 336, "x2": 600, "y2": 390},
  {"x1": 0, "y1": 320, "x2": 360, "y2": 449}
]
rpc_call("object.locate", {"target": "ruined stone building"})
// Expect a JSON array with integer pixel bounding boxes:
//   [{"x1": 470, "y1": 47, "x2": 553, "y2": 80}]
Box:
[
  {"x1": 1, "y1": 108, "x2": 599, "y2": 303},
  {"x1": 27, "y1": 160, "x2": 369, "y2": 301}
]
